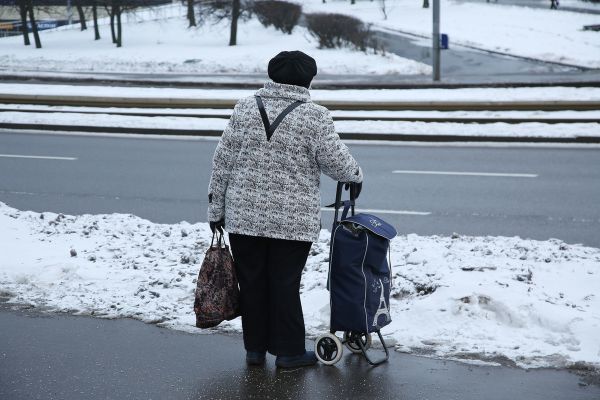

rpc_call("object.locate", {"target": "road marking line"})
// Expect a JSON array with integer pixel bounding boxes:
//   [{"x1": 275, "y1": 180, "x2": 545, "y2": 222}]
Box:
[
  {"x1": 321, "y1": 207, "x2": 430, "y2": 216},
  {"x1": 392, "y1": 170, "x2": 537, "y2": 178},
  {"x1": 0, "y1": 190, "x2": 37, "y2": 195},
  {"x1": 0, "y1": 154, "x2": 77, "y2": 161}
]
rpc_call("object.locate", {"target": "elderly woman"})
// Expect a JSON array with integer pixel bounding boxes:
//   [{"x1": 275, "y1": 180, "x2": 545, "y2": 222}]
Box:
[{"x1": 208, "y1": 51, "x2": 363, "y2": 368}]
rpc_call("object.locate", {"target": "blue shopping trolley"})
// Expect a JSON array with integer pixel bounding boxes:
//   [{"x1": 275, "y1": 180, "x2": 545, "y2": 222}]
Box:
[{"x1": 314, "y1": 182, "x2": 397, "y2": 366}]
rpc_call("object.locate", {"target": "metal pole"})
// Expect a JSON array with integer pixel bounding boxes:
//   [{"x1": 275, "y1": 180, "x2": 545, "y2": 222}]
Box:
[
  {"x1": 432, "y1": 0, "x2": 441, "y2": 81},
  {"x1": 67, "y1": 0, "x2": 73, "y2": 26}
]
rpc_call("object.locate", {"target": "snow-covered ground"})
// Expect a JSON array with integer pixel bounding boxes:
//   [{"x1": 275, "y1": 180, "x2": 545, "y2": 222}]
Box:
[
  {"x1": 0, "y1": 4, "x2": 428, "y2": 76},
  {"x1": 2, "y1": 84, "x2": 598, "y2": 139},
  {"x1": 3, "y1": 103, "x2": 600, "y2": 120},
  {"x1": 2, "y1": 110, "x2": 599, "y2": 139},
  {"x1": 2, "y1": 0, "x2": 598, "y2": 75},
  {"x1": 3, "y1": 83, "x2": 600, "y2": 102},
  {"x1": 1, "y1": 202, "x2": 599, "y2": 370},
  {"x1": 300, "y1": 0, "x2": 600, "y2": 68}
]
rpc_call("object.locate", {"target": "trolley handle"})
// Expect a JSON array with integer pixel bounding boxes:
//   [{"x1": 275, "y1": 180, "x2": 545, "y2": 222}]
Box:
[{"x1": 333, "y1": 181, "x2": 356, "y2": 224}]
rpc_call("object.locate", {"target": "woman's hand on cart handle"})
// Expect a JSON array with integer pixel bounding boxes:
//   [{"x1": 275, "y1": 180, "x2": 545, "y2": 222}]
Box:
[{"x1": 344, "y1": 181, "x2": 362, "y2": 200}]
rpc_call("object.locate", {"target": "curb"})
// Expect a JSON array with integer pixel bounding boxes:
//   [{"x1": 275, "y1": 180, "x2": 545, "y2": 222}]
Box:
[
  {"x1": 1, "y1": 74, "x2": 600, "y2": 90},
  {"x1": 2, "y1": 73, "x2": 600, "y2": 90},
  {"x1": 2, "y1": 94, "x2": 600, "y2": 111},
  {"x1": 2, "y1": 107, "x2": 598, "y2": 124},
  {"x1": 2, "y1": 123, "x2": 599, "y2": 143}
]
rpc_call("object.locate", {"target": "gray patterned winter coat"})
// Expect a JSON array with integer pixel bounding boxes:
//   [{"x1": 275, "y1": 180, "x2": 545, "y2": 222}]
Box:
[{"x1": 207, "y1": 81, "x2": 363, "y2": 242}]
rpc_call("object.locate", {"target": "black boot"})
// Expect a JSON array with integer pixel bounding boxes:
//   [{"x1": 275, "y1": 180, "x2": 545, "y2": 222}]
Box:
[
  {"x1": 246, "y1": 351, "x2": 266, "y2": 366},
  {"x1": 275, "y1": 351, "x2": 318, "y2": 368}
]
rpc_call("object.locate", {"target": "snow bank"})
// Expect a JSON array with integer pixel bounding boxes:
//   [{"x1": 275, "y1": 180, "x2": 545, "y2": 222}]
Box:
[
  {"x1": 1, "y1": 203, "x2": 599, "y2": 369},
  {"x1": 2, "y1": 110, "x2": 599, "y2": 139},
  {"x1": 3, "y1": 83, "x2": 600, "y2": 102},
  {"x1": 300, "y1": 0, "x2": 600, "y2": 68},
  {"x1": 0, "y1": 4, "x2": 429, "y2": 76},
  {"x1": 3, "y1": 104, "x2": 600, "y2": 120}
]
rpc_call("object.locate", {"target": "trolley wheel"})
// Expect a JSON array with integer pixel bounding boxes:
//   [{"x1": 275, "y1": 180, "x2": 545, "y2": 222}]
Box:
[
  {"x1": 314, "y1": 333, "x2": 343, "y2": 365},
  {"x1": 343, "y1": 331, "x2": 372, "y2": 354}
]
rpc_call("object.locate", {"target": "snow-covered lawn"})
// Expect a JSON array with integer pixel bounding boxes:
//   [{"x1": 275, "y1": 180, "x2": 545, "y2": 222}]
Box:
[
  {"x1": 1, "y1": 202, "x2": 599, "y2": 370},
  {"x1": 300, "y1": 0, "x2": 600, "y2": 68},
  {"x1": 3, "y1": 103, "x2": 600, "y2": 120},
  {"x1": 0, "y1": 4, "x2": 429, "y2": 76},
  {"x1": 2, "y1": 110, "x2": 599, "y2": 139},
  {"x1": 3, "y1": 83, "x2": 600, "y2": 102}
]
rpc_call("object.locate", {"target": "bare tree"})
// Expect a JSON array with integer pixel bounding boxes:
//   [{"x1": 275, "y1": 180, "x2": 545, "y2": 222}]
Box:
[
  {"x1": 102, "y1": 0, "x2": 144, "y2": 47},
  {"x1": 116, "y1": 3, "x2": 122, "y2": 47},
  {"x1": 197, "y1": 0, "x2": 252, "y2": 46},
  {"x1": 103, "y1": 1, "x2": 124, "y2": 47},
  {"x1": 380, "y1": 0, "x2": 387, "y2": 19},
  {"x1": 16, "y1": 0, "x2": 41, "y2": 48},
  {"x1": 229, "y1": 0, "x2": 240, "y2": 45},
  {"x1": 92, "y1": 1, "x2": 101, "y2": 40},
  {"x1": 187, "y1": 0, "x2": 196, "y2": 27},
  {"x1": 423, "y1": 0, "x2": 429, "y2": 8},
  {"x1": 104, "y1": 2, "x2": 118, "y2": 44},
  {"x1": 74, "y1": 0, "x2": 88, "y2": 31},
  {"x1": 16, "y1": 0, "x2": 30, "y2": 46}
]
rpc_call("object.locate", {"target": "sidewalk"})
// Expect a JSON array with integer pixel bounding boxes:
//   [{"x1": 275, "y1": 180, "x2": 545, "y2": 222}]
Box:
[{"x1": 1, "y1": 303, "x2": 598, "y2": 400}]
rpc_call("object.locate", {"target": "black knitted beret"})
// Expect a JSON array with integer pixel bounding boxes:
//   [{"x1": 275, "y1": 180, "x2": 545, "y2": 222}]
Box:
[{"x1": 267, "y1": 51, "x2": 317, "y2": 89}]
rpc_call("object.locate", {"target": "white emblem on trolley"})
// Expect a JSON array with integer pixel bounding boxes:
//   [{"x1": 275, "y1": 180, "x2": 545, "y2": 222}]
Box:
[
  {"x1": 369, "y1": 218, "x2": 382, "y2": 228},
  {"x1": 372, "y1": 279, "x2": 390, "y2": 327}
]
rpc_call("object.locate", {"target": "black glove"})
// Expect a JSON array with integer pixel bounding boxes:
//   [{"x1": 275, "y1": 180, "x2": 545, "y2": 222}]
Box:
[
  {"x1": 209, "y1": 219, "x2": 225, "y2": 234},
  {"x1": 344, "y1": 181, "x2": 362, "y2": 200}
]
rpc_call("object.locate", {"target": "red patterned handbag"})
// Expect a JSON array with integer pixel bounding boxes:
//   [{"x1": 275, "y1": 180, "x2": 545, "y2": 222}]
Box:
[{"x1": 193, "y1": 231, "x2": 240, "y2": 328}]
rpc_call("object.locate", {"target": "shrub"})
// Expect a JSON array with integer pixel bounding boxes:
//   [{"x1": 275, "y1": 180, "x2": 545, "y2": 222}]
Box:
[
  {"x1": 305, "y1": 12, "x2": 371, "y2": 52},
  {"x1": 252, "y1": 0, "x2": 302, "y2": 34}
]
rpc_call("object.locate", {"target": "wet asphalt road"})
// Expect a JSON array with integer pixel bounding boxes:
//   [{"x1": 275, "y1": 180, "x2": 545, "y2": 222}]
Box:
[
  {"x1": 1, "y1": 131, "x2": 600, "y2": 247},
  {"x1": 1, "y1": 304, "x2": 599, "y2": 400}
]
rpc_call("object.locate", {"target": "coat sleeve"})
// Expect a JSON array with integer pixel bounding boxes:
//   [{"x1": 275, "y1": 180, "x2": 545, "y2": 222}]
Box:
[
  {"x1": 315, "y1": 110, "x2": 363, "y2": 183},
  {"x1": 207, "y1": 103, "x2": 242, "y2": 222}
]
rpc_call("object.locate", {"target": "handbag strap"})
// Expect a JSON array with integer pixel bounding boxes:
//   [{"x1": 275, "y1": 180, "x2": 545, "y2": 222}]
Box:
[
  {"x1": 255, "y1": 96, "x2": 304, "y2": 141},
  {"x1": 210, "y1": 230, "x2": 227, "y2": 248}
]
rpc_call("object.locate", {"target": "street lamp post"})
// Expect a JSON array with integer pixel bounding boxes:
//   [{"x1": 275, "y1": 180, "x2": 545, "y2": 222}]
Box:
[{"x1": 432, "y1": 0, "x2": 441, "y2": 81}]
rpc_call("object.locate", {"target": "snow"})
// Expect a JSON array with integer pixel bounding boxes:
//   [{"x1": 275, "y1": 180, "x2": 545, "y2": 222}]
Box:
[
  {"x1": 0, "y1": 4, "x2": 429, "y2": 76},
  {"x1": 3, "y1": 103, "x2": 600, "y2": 120},
  {"x1": 299, "y1": 0, "x2": 600, "y2": 68},
  {"x1": 3, "y1": 83, "x2": 600, "y2": 102},
  {"x1": 1, "y1": 202, "x2": 599, "y2": 370},
  {"x1": 1, "y1": 110, "x2": 599, "y2": 139},
  {"x1": 2, "y1": 84, "x2": 598, "y2": 138}
]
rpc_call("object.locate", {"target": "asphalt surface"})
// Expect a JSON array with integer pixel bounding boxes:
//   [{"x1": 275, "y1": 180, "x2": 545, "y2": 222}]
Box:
[
  {"x1": 460, "y1": 0, "x2": 600, "y2": 15},
  {"x1": 373, "y1": 30, "x2": 577, "y2": 77},
  {"x1": 1, "y1": 303, "x2": 598, "y2": 400},
  {"x1": 1, "y1": 131, "x2": 599, "y2": 247}
]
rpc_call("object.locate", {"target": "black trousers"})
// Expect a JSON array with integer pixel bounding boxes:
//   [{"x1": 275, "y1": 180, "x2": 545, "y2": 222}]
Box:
[{"x1": 229, "y1": 233, "x2": 312, "y2": 357}]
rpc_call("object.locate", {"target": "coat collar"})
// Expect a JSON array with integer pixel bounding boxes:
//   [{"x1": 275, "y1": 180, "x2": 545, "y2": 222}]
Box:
[{"x1": 255, "y1": 81, "x2": 311, "y2": 102}]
